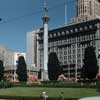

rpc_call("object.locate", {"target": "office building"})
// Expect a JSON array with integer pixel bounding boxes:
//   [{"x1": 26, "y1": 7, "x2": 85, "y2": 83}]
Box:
[
  {"x1": 37, "y1": 19, "x2": 100, "y2": 79},
  {"x1": 26, "y1": 30, "x2": 40, "y2": 79},
  {"x1": 28, "y1": 0, "x2": 100, "y2": 79},
  {"x1": 72, "y1": 0, "x2": 100, "y2": 23}
]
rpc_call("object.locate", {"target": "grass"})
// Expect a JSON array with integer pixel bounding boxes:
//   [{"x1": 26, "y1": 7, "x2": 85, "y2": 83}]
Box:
[{"x1": 0, "y1": 87, "x2": 100, "y2": 99}]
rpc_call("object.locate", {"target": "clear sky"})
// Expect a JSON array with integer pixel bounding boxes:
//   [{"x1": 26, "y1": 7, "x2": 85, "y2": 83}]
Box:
[{"x1": 0, "y1": 0, "x2": 75, "y2": 52}]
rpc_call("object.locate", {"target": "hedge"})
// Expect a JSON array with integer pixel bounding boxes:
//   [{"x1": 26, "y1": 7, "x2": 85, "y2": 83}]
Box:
[
  {"x1": 0, "y1": 81, "x2": 13, "y2": 88},
  {"x1": 0, "y1": 79, "x2": 100, "y2": 89}
]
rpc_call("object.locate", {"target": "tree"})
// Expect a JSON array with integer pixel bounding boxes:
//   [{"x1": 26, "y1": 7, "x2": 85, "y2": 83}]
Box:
[
  {"x1": 0, "y1": 60, "x2": 4, "y2": 81},
  {"x1": 16, "y1": 56, "x2": 27, "y2": 82},
  {"x1": 48, "y1": 52, "x2": 62, "y2": 80},
  {"x1": 81, "y1": 46, "x2": 98, "y2": 79},
  {"x1": 38, "y1": 69, "x2": 41, "y2": 79}
]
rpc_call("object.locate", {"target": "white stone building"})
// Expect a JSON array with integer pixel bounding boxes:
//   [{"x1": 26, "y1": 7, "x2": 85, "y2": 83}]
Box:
[
  {"x1": 72, "y1": 0, "x2": 100, "y2": 23},
  {"x1": 26, "y1": 30, "x2": 40, "y2": 79}
]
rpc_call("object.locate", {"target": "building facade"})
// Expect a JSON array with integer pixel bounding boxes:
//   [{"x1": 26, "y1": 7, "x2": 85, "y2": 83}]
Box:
[
  {"x1": 26, "y1": 30, "x2": 40, "y2": 80},
  {"x1": 0, "y1": 46, "x2": 27, "y2": 82},
  {"x1": 0, "y1": 46, "x2": 14, "y2": 71},
  {"x1": 26, "y1": 0, "x2": 100, "y2": 80},
  {"x1": 72, "y1": 0, "x2": 100, "y2": 23},
  {"x1": 37, "y1": 19, "x2": 100, "y2": 79},
  {"x1": 0, "y1": 46, "x2": 14, "y2": 81}
]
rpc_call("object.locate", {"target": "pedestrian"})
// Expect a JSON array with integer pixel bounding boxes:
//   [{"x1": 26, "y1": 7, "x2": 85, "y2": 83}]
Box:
[
  {"x1": 40, "y1": 91, "x2": 48, "y2": 100},
  {"x1": 59, "y1": 92, "x2": 64, "y2": 100}
]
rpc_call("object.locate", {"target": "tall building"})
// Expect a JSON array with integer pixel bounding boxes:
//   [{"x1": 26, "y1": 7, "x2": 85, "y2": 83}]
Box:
[
  {"x1": 26, "y1": 30, "x2": 40, "y2": 78},
  {"x1": 27, "y1": 0, "x2": 100, "y2": 80},
  {"x1": 37, "y1": 19, "x2": 100, "y2": 79},
  {"x1": 27, "y1": 30, "x2": 38, "y2": 68},
  {"x1": 72, "y1": 0, "x2": 100, "y2": 23}
]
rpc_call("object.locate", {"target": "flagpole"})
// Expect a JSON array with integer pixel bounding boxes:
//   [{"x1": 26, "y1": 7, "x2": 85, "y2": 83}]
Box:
[{"x1": 65, "y1": 4, "x2": 67, "y2": 25}]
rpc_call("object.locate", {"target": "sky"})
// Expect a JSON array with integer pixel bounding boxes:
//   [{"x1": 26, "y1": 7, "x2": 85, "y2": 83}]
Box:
[{"x1": 0, "y1": 0, "x2": 75, "y2": 52}]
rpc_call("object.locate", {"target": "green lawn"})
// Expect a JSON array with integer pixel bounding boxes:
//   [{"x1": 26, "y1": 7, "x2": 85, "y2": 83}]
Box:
[{"x1": 0, "y1": 87, "x2": 100, "y2": 99}]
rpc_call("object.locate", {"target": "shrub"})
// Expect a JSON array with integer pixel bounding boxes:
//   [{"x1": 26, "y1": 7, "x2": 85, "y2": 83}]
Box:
[{"x1": 0, "y1": 81, "x2": 13, "y2": 88}]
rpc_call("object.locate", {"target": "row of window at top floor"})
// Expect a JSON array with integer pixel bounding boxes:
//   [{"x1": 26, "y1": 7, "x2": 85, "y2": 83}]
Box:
[
  {"x1": 39, "y1": 33, "x2": 95, "y2": 49},
  {"x1": 38, "y1": 24, "x2": 97, "y2": 40}
]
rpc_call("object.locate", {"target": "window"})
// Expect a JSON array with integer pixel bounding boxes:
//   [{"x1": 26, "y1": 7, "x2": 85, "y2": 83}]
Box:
[
  {"x1": 89, "y1": 25, "x2": 92, "y2": 28},
  {"x1": 62, "y1": 31, "x2": 65, "y2": 35},
  {"x1": 84, "y1": 26, "x2": 87, "y2": 30},
  {"x1": 80, "y1": 27, "x2": 82, "y2": 31},
  {"x1": 58, "y1": 32, "x2": 60, "y2": 36},
  {"x1": 64, "y1": 56, "x2": 67, "y2": 60},
  {"x1": 70, "y1": 30, "x2": 73, "y2": 33},
  {"x1": 89, "y1": 1, "x2": 92, "y2": 15},
  {"x1": 50, "y1": 34, "x2": 52, "y2": 38},
  {"x1": 66, "y1": 30, "x2": 69, "y2": 34},
  {"x1": 64, "y1": 51, "x2": 67, "y2": 55},
  {"x1": 75, "y1": 28, "x2": 78, "y2": 32},
  {"x1": 54, "y1": 33, "x2": 56, "y2": 37},
  {"x1": 73, "y1": 50, "x2": 75, "y2": 54}
]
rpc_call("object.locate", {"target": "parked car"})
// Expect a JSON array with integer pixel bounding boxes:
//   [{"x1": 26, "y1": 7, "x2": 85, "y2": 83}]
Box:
[{"x1": 79, "y1": 96, "x2": 100, "y2": 100}]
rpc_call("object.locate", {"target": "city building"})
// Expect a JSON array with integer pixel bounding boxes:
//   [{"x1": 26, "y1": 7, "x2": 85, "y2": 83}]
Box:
[
  {"x1": 37, "y1": 19, "x2": 100, "y2": 79},
  {"x1": 26, "y1": 0, "x2": 100, "y2": 80},
  {"x1": 72, "y1": 0, "x2": 100, "y2": 23},
  {"x1": 0, "y1": 46, "x2": 14, "y2": 81},
  {"x1": 26, "y1": 30, "x2": 40, "y2": 80},
  {"x1": 0, "y1": 45, "x2": 27, "y2": 82},
  {"x1": 0, "y1": 46, "x2": 14, "y2": 67}
]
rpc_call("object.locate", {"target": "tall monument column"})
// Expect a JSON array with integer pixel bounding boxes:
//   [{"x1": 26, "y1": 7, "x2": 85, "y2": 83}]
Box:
[{"x1": 42, "y1": 1, "x2": 50, "y2": 81}]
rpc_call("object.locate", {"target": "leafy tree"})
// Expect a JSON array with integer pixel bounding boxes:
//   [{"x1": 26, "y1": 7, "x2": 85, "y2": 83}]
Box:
[
  {"x1": 48, "y1": 52, "x2": 62, "y2": 80},
  {"x1": 81, "y1": 46, "x2": 98, "y2": 79},
  {"x1": 0, "y1": 60, "x2": 4, "y2": 81},
  {"x1": 16, "y1": 56, "x2": 27, "y2": 82}
]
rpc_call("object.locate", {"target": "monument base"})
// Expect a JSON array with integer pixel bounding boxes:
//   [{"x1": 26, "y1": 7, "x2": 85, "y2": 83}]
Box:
[{"x1": 41, "y1": 70, "x2": 49, "y2": 81}]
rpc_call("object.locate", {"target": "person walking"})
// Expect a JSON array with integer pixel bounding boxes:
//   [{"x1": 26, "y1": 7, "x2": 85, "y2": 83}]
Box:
[
  {"x1": 40, "y1": 91, "x2": 48, "y2": 100},
  {"x1": 59, "y1": 92, "x2": 64, "y2": 100}
]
